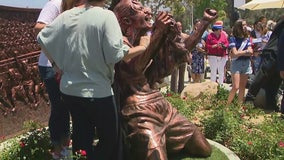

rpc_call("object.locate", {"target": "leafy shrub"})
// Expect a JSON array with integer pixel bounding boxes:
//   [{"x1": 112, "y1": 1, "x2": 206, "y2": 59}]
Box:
[
  {"x1": 165, "y1": 86, "x2": 284, "y2": 160},
  {"x1": 228, "y1": 113, "x2": 284, "y2": 160},
  {"x1": 0, "y1": 121, "x2": 52, "y2": 160},
  {"x1": 1, "y1": 87, "x2": 284, "y2": 160},
  {"x1": 165, "y1": 90, "x2": 195, "y2": 119}
]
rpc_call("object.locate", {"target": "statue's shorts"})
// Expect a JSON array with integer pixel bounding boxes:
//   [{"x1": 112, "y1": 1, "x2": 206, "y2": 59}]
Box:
[{"x1": 121, "y1": 90, "x2": 197, "y2": 159}]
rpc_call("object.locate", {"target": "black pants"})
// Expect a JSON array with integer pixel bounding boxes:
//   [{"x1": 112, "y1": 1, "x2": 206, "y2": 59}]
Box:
[
  {"x1": 263, "y1": 77, "x2": 282, "y2": 110},
  {"x1": 62, "y1": 94, "x2": 120, "y2": 160}
]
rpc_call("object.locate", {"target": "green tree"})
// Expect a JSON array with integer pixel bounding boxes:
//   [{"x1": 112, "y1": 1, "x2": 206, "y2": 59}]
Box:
[
  {"x1": 170, "y1": 1, "x2": 193, "y2": 31},
  {"x1": 193, "y1": 0, "x2": 227, "y2": 22},
  {"x1": 141, "y1": 0, "x2": 229, "y2": 30},
  {"x1": 108, "y1": 0, "x2": 235, "y2": 31},
  {"x1": 138, "y1": 0, "x2": 194, "y2": 31}
]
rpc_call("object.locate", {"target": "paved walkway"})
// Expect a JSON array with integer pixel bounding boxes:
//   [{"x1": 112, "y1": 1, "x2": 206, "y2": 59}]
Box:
[{"x1": 161, "y1": 66, "x2": 233, "y2": 93}]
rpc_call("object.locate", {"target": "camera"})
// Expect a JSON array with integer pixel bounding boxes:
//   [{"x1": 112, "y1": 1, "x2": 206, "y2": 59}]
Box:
[{"x1": 220, "y1": 42, "x2": 226, "y2": 49}]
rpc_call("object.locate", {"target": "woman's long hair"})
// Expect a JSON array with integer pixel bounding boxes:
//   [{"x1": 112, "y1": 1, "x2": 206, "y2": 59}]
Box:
[{"x1": 232, "y1": 19, "x2": 248, "y2": 38}]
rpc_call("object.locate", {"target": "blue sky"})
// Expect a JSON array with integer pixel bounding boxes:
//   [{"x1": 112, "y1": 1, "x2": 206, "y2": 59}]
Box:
[{"x1": 0, "y1": 0, "x2": 47, "y2": 9}]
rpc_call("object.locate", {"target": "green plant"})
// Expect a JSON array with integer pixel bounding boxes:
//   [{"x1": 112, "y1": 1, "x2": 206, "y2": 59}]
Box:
[
  {"x1": 0, "y1": 120, "x2": 89, "y2": 160},
  {"x1": 165, "y1": 91, "x2": 195, "y2": 119},
  {"x1": 0, "y1": 121, "x2": 52, "y2": 160},
  {"x1": 1, "y1": 87, "x2": 284, "y2": 160},
  {"x1": 197, "y1": 88, "x2": 284, "y2": 160},
  {"x1": 228, "y1": 112, "x2": 284, "y2": 160},
  {"x1": 164, "y1": 85, "x2": 284, "y2": 160}
]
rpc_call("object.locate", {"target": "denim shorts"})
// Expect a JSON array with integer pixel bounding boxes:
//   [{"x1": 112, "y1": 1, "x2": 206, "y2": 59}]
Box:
[{"x1": 230, "y1": 58, "x2": 252, "y2": 74}]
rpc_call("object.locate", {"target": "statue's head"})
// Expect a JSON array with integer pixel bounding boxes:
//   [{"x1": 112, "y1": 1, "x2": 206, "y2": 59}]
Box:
[{"x1": 112, "y1": 0, "x2": 153, "y2": 44}]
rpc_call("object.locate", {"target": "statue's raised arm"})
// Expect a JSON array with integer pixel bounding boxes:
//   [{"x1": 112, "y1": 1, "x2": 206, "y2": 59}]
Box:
[{"x1": 184, "y1": 9, "x2": 217, "y2": 52}]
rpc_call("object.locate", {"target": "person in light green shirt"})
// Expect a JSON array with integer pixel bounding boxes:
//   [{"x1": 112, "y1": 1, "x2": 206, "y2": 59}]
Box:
[
  {"x1": 37, "y1": 0, "x2": 149, "y2": 159},
  {"x1": 38, "y1": 5, "x2": 129, "y2": 98}
]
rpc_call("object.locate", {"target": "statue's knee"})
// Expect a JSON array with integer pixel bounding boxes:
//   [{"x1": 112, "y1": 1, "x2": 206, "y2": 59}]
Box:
[
  {"x1": 126, "y1": 132, "x2": 150, "y2": 156},
  {"x1": 185, "y1": 130, "x2": 212, "y2": 157},
  {"x1": 200, "y1": 143, "x2": 212, "y2": 157},
  {"x1": 127, "y1": 132, "x2": 167, "y2": 159}
]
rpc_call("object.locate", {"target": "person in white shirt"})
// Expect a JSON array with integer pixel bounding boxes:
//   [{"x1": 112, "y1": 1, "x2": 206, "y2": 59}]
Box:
[{"x1": 34, "y1": 0, "x2": 71, "y2": 159}]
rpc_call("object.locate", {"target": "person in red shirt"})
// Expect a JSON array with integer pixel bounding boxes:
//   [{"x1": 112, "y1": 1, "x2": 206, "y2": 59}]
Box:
[{"x1": 205, "y1": 20, "x2": 229, "y2": 85}]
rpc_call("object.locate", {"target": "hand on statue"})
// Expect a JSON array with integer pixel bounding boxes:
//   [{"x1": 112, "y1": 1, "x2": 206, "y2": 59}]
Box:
[{"x1": 139, "y1": 36, "x2": 150, "y2": 49}]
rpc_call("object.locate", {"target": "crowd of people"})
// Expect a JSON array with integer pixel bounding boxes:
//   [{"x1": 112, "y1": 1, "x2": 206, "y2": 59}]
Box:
[{"x1": 173, "y1": 15, "x2": 283, "y2": 110}]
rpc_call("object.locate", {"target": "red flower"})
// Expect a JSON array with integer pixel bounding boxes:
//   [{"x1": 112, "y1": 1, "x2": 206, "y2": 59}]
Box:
[
  {"x1": 240, "y1": 114, "x2": 245, "y2": 118},
  {"x1": 247, "y1": 141, "x2": 253, "y2": 145},
  {"x1": 279, "y1": 141, "x2": 284, "y2": 147},
  {"x1": 80, "y1": 150, "x2": 87, "y2": 156},
  {"x1": 19, "y1": 141, "x2": 25, "y2": 147},
  {"x1": 166, "y1": 93, "x2": 172, "y2": 97},
  {"x1": 76, "y1": 149, "x2": 87, "y2": 157}
]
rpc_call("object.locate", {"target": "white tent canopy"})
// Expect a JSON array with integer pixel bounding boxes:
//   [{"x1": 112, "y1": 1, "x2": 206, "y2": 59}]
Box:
[{"x1": 239, "y1": 0, "x2": 284, "y2": 10}]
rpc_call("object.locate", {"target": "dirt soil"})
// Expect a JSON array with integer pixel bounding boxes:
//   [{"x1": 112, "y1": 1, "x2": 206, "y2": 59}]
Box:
[{"x1": 0, "y1": 99, "x2": 50, "y2": 141}]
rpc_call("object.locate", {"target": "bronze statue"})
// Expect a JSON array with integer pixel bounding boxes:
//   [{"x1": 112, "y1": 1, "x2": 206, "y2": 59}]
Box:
[
  {"x1": 0, "y1": 78, "x2": 14, "y2": 116},
  {"x1": 111, "y1": 0, "x2": 218, "y2": 159}
]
